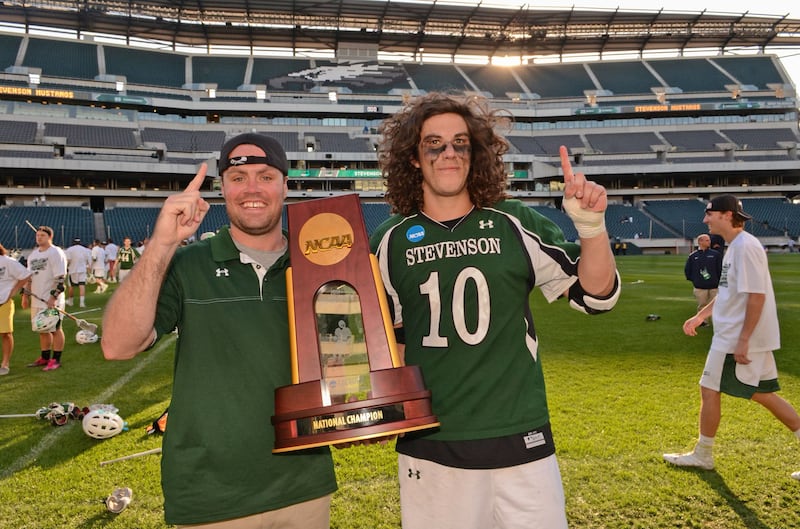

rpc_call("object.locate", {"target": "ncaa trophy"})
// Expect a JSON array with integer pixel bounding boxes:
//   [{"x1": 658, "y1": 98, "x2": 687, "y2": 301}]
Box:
[{"x1": 272, "y1": 194, "x2": 439, "y2": 452}]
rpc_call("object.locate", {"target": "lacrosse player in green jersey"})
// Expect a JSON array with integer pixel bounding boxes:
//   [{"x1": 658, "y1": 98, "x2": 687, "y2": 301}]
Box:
[
  {"x1": 371, "y1": 93, "x2": 620, "y2": 529},
  {"x1": 115, "y1": 237, "x2": 140, "y2": 283}
]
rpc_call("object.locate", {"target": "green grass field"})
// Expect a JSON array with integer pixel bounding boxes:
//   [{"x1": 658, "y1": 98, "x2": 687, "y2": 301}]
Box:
[{"x1": 1, "y1": 254, "x2": 799, "y2": 528}]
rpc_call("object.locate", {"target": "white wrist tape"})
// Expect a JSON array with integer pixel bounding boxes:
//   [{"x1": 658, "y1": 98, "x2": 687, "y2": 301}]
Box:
[{"x1": 563, "y1": 196, "x2": 607, "y2": 239}]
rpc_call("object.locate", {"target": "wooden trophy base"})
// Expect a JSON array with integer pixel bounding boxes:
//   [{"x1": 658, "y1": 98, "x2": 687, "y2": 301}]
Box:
[{"x1": 272, "y1": 365, "x2": 440, "y2": 452}]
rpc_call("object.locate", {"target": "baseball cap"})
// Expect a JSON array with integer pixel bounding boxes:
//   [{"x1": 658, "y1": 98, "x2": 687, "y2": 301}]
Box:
[
  {"x1": 705, "y1": 194, "x2": 752, "y2": 220},
  {"x1": 218, "y1": 133, "x2": 288, "y2": 176}
]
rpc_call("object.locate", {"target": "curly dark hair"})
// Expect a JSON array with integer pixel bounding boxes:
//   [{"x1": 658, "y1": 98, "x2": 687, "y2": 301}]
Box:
[{"x1": 378, "y1": 92, "x2": 511, "y2": 216}]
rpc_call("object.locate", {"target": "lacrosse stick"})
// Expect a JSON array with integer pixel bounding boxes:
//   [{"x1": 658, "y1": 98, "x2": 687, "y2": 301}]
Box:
[
  {"x1": 100, "y1": 448, "x2": 162, "y2": 466},
  {"x1": 23, "y1": 288, "x2": 98, "y2": 334},
  {"x1": 24, "y1": 220, "x2": 38, "y2": 233},
  {"x1": 0, "y1": 405, "x2": 51, "y2": 420},
  {"x1": 1, "y1": 402, "x2": 87, "y2": 425}
]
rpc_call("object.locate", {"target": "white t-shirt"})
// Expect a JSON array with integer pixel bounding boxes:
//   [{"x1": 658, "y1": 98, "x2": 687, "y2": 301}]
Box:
[
  {"x1": 26, "y1": 245, "x2": 67, "y2": 310},
  {"x1": 105, "y1": 242, "x2": 119, "y2": 262},
  {"x1": 64, "y1": 244, "x2": 92, "y2": 274},
  {"x1": 91, "y1": 245, "x2": 107, "y2": 272},
  {"x1": 711, "y1": 230, "x2": 780, "y2": 354},
  {"x1": 0, "y1": 255, "x2": 32, "y2": 304}
]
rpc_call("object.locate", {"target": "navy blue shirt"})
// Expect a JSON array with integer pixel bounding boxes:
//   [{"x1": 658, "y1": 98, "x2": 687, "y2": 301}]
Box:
[{"x1": 684, "y1": 248, "x2": 722, "y2": 289}]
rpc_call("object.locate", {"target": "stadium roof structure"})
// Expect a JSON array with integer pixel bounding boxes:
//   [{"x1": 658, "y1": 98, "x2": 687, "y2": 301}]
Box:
[{"x1": 2, "y1": 0, "x2": 800, "y2": 60}]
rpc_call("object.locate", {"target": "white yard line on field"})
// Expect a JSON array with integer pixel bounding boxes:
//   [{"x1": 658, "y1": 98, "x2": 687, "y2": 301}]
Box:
[
  {"x1": 71, "y1": 308, "x2": 101, "y2": 315},
  {"x1": 0, "y1": 334, "x2": 176, "y2": 479}
]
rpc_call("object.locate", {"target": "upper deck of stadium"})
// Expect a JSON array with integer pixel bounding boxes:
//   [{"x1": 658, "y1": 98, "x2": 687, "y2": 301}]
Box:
[{"x1": 0, "y1": 1, "x2": 799, "y2": 252}]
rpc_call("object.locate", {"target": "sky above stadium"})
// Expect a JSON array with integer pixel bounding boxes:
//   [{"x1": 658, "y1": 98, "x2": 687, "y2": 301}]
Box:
[{"x1": 529, "y1": 0, "x2": 800, "y2": 87}]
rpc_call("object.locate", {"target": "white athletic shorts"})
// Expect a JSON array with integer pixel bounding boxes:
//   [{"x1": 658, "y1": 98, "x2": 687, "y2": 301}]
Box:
[
  {"x1": 69, "y1": 272, "x2": 87, "y2": 285},
  {"x1": 700, "y1": 348, "x2": 780, "y2": 398},
  {"x1": 398, "y1": 453, "x2": 568, "y2": 529},
  {"x1": 92, "y1": 268, "x2": 106, "y2": 279}
]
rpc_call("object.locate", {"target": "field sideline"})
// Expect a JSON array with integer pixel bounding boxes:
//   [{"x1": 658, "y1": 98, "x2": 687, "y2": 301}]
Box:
[{"x1": 1, "y1": 254, "x2": 799, "y2": 528}]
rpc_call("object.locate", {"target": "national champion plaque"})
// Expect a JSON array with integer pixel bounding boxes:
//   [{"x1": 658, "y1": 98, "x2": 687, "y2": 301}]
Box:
[{"x1": 271, "y1": 194, "x2": 439, "y2": 452}]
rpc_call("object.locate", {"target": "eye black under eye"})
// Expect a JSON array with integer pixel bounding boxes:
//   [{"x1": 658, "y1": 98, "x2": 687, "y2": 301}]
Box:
[
  {"x1": 426, "y1": 144, "x2": 447, "y2": 157},
  {"x1": 423, "y1": 141, "x2": 471, "y2": 158}
]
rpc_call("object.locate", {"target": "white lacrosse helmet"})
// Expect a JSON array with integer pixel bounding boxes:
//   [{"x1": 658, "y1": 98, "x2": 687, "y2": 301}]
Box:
[
  {"x1": 75, "y1": 330, "x2": 99, "y2": 344},
  {"x1": 83, "y1": 409, "x2": 125, "y2": 439},
  {"x1": 33, "y1": 308, "x2": 60, "y2": 333}
]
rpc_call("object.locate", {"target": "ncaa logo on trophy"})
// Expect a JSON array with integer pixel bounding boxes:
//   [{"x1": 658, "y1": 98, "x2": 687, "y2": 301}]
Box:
[{"x1": 271, "y1": 193, "x2": 439, "y2": 452}]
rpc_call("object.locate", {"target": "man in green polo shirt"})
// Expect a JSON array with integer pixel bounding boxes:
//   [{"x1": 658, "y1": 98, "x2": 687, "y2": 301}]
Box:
[{"x1": 102, "y1": 133, "x2": 337, "y2": 528}]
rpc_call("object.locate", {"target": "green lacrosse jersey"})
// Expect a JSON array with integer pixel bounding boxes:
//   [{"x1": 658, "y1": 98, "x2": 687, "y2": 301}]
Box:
[
  {"x1": 116, "y1": 246, "x2": 139, "y2": 270},
  {"x1": 153, "y1": 226, "x2": 336, "y2": 525},
  {"x1": 371, "y1": 199, "x2": 613, "y2": 443}
]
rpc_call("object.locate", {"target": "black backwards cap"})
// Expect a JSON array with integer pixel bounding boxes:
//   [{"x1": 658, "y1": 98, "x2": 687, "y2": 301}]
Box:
[
  {"x1": 706, "y1": 194, "x2": 752, "y2": 220},
  {"x1": 218, "y1": 133, "x2": 288, "y2": 176}
]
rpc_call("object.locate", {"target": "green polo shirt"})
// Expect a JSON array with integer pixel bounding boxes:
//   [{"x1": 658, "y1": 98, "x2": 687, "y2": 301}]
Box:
[{"x1": 153, "y1": 226, "x2": 336, "y2": 525}]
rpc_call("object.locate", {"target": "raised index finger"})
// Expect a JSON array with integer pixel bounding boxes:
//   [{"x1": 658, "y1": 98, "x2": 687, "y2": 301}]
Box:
[
  {"x1": 559, "y1": 145, "x2": 573, "y2": 184},
  {"x1": 184, "y1": 163, "x2": 208, "y2": 193}
]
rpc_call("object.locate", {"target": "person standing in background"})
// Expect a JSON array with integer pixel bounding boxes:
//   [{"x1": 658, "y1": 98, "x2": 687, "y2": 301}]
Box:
[
  {"x1": 105, "y1": 238, "x2": 119, "y2": 283},
  {"x1": 90, "y1": 240, "x2": 108, "y2": 294},
  {"x1": 115, "y1": 237, "x2": 140, "y2": 283},
  {"x1": 21, "y1": 226, "x2": 67, "y2": 372},
  {"x1": 0, "y1": 242, "x2": 32, "y2": 375},
  {"x1": 664, "y1": 195, "x2": 800, "y2": 480},
  {"x1": 64, "y1": 238, "x2": 92, "y2": 307},
  {"x1": 684, "y1": 233, "x2": 722, "y2": 327}
]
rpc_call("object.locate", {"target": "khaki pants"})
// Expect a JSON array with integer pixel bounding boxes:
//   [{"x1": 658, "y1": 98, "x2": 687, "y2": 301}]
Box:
[
  {"x1": 177, "y1": 494, "x2": 331, "y2": 529},
  {"x1": 693, "y1": 287, "x2": 718, "y2": 316}
]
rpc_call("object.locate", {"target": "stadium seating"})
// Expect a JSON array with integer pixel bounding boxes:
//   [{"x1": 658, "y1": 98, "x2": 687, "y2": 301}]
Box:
[
  {"x1": 589, "y1": 61, "x2": 659, "y2": 96},
  {"x1": 585, "y1": 132, "x2": 664, "y2": 154},
  {"x1": 723, "y1": 128, "x2": 800, "y2": 150},
  {"x1": 529, "y1": 206, "x2": 579, "y2": 241},
  {"x1": 458, "y1": 65, "x2": 526, "y2": 99},
  {"x1": 104, "y1": 207, "x2": 160, "y2": 246},
  {"x1": 140, "y1": 128, "x2": 226, "y2": 153},
  {"x1": 516, "y1": 63, "x2": 592, "y2": 98},
  {"x1": 361, "y1": 203, "x2": 391, "y2": 235},
  {"x1": 0, "y1": 206, "x2": 94, "y2": 249},
  {"x1": 263, "y1": 131, "x2": 302, "y2": 153},
  {"x1": 507, "y1": 135, "x2": 585, "y2": 157},
  {"x1": 606, "y1": 204, "x2": 675, "y2": 239},
  {"x1": 0, "y1": 34, "x2": 22, "y2": 71},
  {"x1": 741, "y1": 198, "x2": 800, "y2": 237},
  {"x1": 192, "y1": 57, "x2": 249, "y2": 90},
  {"x1": 641, "y1": 199, "x2": 710, "y2": 240},
  {"x1": 23, "y1": 38, "x2": 98, "y2": 80},
  {"x1": 648, "y1": 59, "x2": 732, "y2": 92},
  {"x1": 661, "y1": 130, "x2": 728, "y2": 152},
  {"x1": 711, "y1": 56, "x2": 784, "y2": 89},
  {"x1": 308, "y1": 133, "x2": 374, "y2": 153},
  {"x1": 0, "y1": 120, "x2": 37, "y2": 143},
  {"x1": 43, "y1": 123, "x2": 137, "y2": 149},
  {"x1": 252, "y1": 58, "x2": 318, "y2": 92},
  {"x1": 104, "y1": 47, "x2": 186, "y2": 88},
  {"x1": 0, "y1": 32, "x2": 798, "y2": 254},
  {"x1": 404, "y1": 64, "x2": 471, "y2": 94}
]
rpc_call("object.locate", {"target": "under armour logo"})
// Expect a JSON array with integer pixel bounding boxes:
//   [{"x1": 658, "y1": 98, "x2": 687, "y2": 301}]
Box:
[
  {"x1": 407, "y1": 469, "x2": 421, "y2": 480},
  {"x1": 215, "y1": 267, "x2": 229, "y2": 277},
  {"x1": 479, "y1": 220, "x2": 494, "y2": 229}
]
